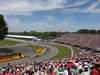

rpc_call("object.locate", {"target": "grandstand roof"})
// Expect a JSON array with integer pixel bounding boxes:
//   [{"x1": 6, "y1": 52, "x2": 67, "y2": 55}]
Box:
[{"x1": 6, "y1": 35, "x2": 37, "y2": 39}]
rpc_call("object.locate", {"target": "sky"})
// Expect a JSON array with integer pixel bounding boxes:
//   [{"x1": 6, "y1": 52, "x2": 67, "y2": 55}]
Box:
[{"x1": 0, "y1": 0, "x2": 100, "y2": 32}]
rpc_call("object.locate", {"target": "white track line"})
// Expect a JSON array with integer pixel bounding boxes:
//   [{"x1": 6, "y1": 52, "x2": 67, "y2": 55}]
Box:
[{"x1": 67, "y1": 45, "x2": 74, "y2": 57}]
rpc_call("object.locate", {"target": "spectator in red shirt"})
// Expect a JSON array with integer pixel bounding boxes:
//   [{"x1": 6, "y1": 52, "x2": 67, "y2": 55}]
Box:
[
  {"x1": 91, "y1": 66, "x2": 100, "y2": 75},
  {"x1": 7, "y1": 70, "x2": 12, "y2": 75}
]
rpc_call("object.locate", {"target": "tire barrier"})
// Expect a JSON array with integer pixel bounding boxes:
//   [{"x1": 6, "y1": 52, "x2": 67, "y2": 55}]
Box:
[{"x1": 0, "y1": 53, "x2": 24, "y2": 63}]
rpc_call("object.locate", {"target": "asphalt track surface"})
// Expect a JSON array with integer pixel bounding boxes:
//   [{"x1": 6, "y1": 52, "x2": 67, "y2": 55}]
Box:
[{"x1": 0, "y1": 42, "x2": 59, "y2": 66}]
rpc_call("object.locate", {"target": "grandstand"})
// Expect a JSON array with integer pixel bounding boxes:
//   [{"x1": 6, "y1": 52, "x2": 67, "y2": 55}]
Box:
[{"x1": 55, "y1": 34, "x2": 100, "y2": 51}]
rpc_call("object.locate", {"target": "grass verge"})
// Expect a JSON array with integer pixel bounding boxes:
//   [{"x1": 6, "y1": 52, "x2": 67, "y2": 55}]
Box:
[
  {"x1": 0, "y1": 39, "x2": 20, "y2": 46},
  {"x1": 50, "y1": 44, "x2": 71, "y2": 60}
]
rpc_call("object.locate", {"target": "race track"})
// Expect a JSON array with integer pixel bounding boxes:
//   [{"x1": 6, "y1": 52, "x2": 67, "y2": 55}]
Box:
[{"x1": 0, "y1": 43, "x2": 59, "y2": 66}]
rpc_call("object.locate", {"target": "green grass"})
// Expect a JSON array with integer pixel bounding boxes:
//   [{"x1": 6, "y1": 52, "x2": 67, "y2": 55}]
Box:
[
  {"x1": 0, "y1": 39, "x2": 20, "y2": 46},
  {"x1": 50, "y1": 45, "x2": 71, "y2": 60}
]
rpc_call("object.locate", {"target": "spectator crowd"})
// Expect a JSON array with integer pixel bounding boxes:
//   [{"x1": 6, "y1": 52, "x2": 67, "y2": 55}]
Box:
[
  {"x1": 0, "y1": 34, "x2": 100, "y2": 75},
  {"x1": 0, "y1": 46, "x2": 100, "y2": 75},
  {"x1": 55, "y1": 34, "x2": 100, "y2": 50}
]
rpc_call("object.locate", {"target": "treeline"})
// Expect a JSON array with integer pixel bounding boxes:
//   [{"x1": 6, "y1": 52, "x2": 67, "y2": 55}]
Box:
[
  {"x1": 8, "y1": 31, "x2": 64, "y2": 40},
  {"x1": 8, "y1": 29, "x2": 100, "y2": 39},
  {"x1": 76, "y1": 29, "x2": 100, "y2": 34}
]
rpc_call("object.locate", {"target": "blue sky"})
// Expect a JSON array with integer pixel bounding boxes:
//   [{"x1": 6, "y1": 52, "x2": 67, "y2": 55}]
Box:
[{"x1": 0, "y1": 0, "x2": 100, "y2": 32}]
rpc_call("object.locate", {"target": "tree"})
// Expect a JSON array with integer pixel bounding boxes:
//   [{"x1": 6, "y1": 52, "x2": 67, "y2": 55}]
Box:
[
  {"x1": 77, "y1": 29, "x2": 89, "y2": 34},
  {"x1": 97, "y1": 30, "x2": 100, "y2": 34},
  {"x1": 89, "y1": 29, "x2": 96, "y2": 34},
  {"x1": 23, "y1": 31, "x2": 28, "y2": 35},
  {"x1": 0, "y1": 15, "x2": 8, "y2": 41}
]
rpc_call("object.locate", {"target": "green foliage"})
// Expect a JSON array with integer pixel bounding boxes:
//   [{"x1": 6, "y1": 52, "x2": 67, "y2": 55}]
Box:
[
  {"x1": 8, "y1": 29, "x2": 100, "y2": 40},
  {"x1": 77, "y1": 29, "x2": 100, "y2": 34},
  {"x1": 9, "y1": 31, "x2": 58, "y2": 40},
  {"x1": 51, "y1": 46, "x2": 71, "y2": 60},
  {"x1": 77, "y1": 29, "x2": 89, "y2": 34},
  {"x1": 97, "y1": 30, "x2": 100, "y2": 34},
  {"x1": 0, "y1": 15, "x2": 8, "y2": 40},
  {"x1": 89, "y1": 29, "x2": 97, "y2": 34}
]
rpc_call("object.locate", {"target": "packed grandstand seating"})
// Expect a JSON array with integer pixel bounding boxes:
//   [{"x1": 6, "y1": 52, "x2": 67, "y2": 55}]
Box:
[{"x1": 55, "y1": 34, "x2": 100, "y2": 51}]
